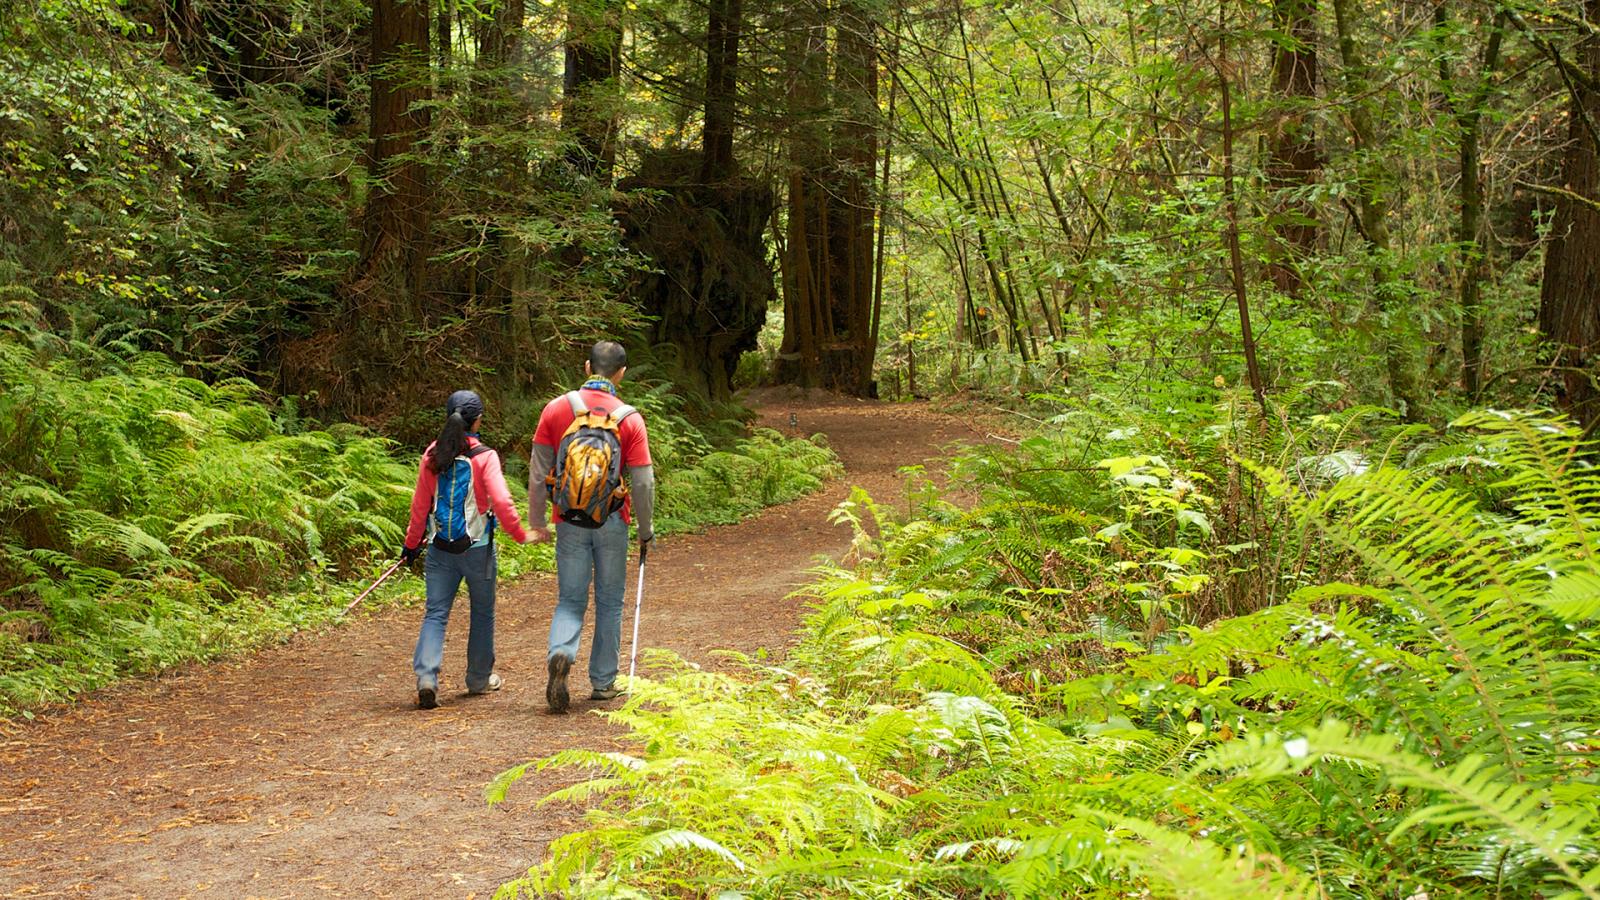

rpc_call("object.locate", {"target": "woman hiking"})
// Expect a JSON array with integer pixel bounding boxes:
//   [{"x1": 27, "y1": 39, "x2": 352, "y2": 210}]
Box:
[{"x1": 400, "y1": 390, "x2": 546, "y2": 710}]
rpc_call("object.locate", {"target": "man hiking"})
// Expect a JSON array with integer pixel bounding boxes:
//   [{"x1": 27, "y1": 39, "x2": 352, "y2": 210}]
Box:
[{"x1": 528, "y1": 341, "x2": 654, "y2": 712}]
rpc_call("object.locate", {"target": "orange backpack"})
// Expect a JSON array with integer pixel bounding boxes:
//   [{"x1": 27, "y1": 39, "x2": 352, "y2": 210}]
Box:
[{"x1": 546, "y1": 392, "x2": 638, "y2": 528}]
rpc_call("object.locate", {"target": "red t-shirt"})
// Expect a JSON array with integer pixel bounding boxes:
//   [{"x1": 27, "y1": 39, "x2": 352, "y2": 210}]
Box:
[{"x1": 533, "y1": 388, "x2": 652, "y2": 523}]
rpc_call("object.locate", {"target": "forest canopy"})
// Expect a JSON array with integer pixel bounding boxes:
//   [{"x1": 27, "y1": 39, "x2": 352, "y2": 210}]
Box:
[{"x1": 3, "y1": 0, "x2": 1595, "y2": 424}]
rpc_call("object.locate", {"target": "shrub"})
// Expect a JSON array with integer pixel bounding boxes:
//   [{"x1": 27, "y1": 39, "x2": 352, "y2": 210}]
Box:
[
  {"x1": 494, "y1": 404, "x2": 1600, "y2": 899},
  {"x1": 0, "y1": 335, "x2": 414, "y2": 711}
]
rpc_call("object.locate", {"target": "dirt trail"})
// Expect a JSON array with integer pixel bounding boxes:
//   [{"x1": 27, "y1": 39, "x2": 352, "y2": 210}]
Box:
[{"x1": 0, "y1": 395, "x2": 977, "y2": 899}]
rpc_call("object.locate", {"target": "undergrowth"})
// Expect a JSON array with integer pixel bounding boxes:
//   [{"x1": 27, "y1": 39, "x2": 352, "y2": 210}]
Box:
[
  {"x1": 0, "y1": 333, "x2": 840, "y2": 716},
  {"x1": 492, "y1": 394, "x2": 1600, "y2": 899}
]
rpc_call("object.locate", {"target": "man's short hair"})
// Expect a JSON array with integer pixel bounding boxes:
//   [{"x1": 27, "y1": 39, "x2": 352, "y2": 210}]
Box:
[{"x1": 590, "y1": 340, "x2": 627, "y2": 377}]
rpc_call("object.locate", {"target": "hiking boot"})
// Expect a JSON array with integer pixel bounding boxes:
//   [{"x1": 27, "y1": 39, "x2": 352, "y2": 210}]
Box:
[
  {"x1": 589, "y1": 685, "x2": 627, "y2": 702},
  {"x1": 546, "y1": 654, "x2": 572, "y2": 713},
  {"x1": 417, "y1": 686, "x2": 438, "y2": 710},
  {"x1": 467, "y1": 672, "x2": 503, "y2": 695}
]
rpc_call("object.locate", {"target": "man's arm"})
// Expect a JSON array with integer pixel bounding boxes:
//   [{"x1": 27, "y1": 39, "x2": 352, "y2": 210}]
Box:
[
  {"x1": 528, "y1": 441, "x2": 555, "y2": 528},
  {"x1": 619, "y1": 412, "x2": 654, "y2": 544},
  {"x1": 627, "y1": 464, "x2": 655, "y2": 544}
]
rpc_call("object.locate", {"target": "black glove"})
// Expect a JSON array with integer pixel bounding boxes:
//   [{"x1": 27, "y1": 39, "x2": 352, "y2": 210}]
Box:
[
  {"x1": 400, "y1": 544, "x2": 422, "y2": 565},
  {"x1": 638, "y1": 536, "x2": 652, "y2": 562}
]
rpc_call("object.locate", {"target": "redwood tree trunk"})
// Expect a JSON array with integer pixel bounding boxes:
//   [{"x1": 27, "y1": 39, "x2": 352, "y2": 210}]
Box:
[
  {"x1": 357, "y1": 0, "x2": 433, "y2": 315},
  {"x1": 477, "y1": 0, "x2": 526, "y2": 77},
  {"x1": 1539, "y1": 0, "x2": 1600, "y2": 430},
  {"x1": 776, "y1": 1, "x2": 880, "y2": 396},
  {"x1": 1452, "y1": 11, "x2": 1505, "y2": 399},
  {"x1": 617, "y1": 0, "x2": 772, "y2": 400},
  {"x1": 826, "y1": 1, "x2": 879, "y2": 395},
  {"x1": 465, "y1": 0, "x2": 529, "y2": 330},
  {"x1": 700, "y1": 0, "x2": 741, "y2": 183},
  {"x1": 1266, "y1": 0, "x2": 1319, "y2": 296},
  {"x1": 563, "y1": 0, "x2": 622, "y2": 180},
  {"x1": 776, "y1": 0, "x2": 832, "y2": 388}
]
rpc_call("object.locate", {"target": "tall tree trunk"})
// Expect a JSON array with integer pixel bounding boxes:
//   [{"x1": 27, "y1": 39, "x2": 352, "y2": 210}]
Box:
[
  {"x1": 825, "y1": 0, "x2": 879, "y2": 395},
  {"x1": 437, "y1": 3, "x2": 452, "y2": 72},
  {"x1": 1539, "y1": 0, "x2": 1600, "y2": 430},
  {"x1": 700, "y1": 0, "x2": 741, "y2": 183},
  {"x1": 299, "y1": 0, "x2": 434, "y2": 415},
  {"x1": 475, "y1": 0, "x2": 527, "y2": 129},
  {"x1": 776, "y1": 0, "x2": 882, "y2": 395},
  {"x1": 777, "y1": 0, "x2": 833, "y2": 388},
  {"x1": 868, "y1": 27, "x2": 900, "y2": 376},
  {"x1": 356, "y1": 0, "x2": 433, "y2": 317},
  {"x1": 1331, "y1": 0, "x2": 1423, "y2": 418},
  {"x1": 563, "y1": 0, "x2": 622, "y2": 180},
  {"x1": 477, "y1": 0, "x2": 526, "y2": 73},
  {"x1": 1442, "y1": 8, "x2": 1506, "y2": 399},
  {"x1": 617, "y1": 0, "x2": 772, "y2": 400},
  {"x1": 1216, "y1": 1, "x2": 1267, "y2": 413},
  {"x1": 468, "y1": 0, "x2": 529, "y2": 344},
  {"x1": 1266, "y1": 0, "x2": 1319, "y2": 296}
]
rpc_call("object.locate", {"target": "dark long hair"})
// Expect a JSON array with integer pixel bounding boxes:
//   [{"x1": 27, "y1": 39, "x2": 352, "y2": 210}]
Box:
[{"x1": 428, "y1": 411, "x2": 470, "y2": 473}]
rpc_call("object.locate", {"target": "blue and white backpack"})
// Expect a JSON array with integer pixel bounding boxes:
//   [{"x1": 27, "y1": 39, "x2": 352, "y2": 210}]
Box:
[{"x1": 430, "y1": 444, "x2": 495, "y2": 553}]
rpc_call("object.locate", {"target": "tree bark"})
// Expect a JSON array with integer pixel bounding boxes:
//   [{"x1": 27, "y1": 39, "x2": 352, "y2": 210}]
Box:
[
  {"x1": 1211, "y1": 2, "x2": 1267, "y2": 413},
  {"x1": 437, "y1": 3, "x2": 452, "y2": 73},
  {"x1": 1539, "y1": 0, "x2": 1600, "y2": 429},
  {"x1": 774, "y1": 0, "x2": 884, "y2": 395},
  {"x1": 700, "y1": 0, "x2": 741, "y2": 183},
  {"x1": 777, "y1": 0, "x2": 833, "y2": 389},
  {"x1": 868, "y1": 27, "x2": 900, "y2": 376},
  {"x1": 477, "y1": 0, "x2": 526, "y2": 71},
  {"x1": 1266, "y1": 0, "x2": 1319, "y2": 296},
  {"x1": 617, "y1": 0, "x2": 770, "y2": 401},
  {"x1": 356, "y1": 0, "x2": 433, "y2": 316},
  {"x1": 825, "y1": 0, "x2": 879, "y2": 395},
  {"x1": 563, "y1": 0, "x2": 622, "y2": 180},
  {"x1": 464, "y1": 0, "x2": 529, "y2": 330},
  {"x1": 1443, "y1": 8, "x2": 1506, "y2": 399}
]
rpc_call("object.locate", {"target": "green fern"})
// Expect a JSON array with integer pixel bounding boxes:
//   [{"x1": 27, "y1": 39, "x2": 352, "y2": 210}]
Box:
[{"x1": 501, "y1": 405, "x2": 1600, "y2": 898}]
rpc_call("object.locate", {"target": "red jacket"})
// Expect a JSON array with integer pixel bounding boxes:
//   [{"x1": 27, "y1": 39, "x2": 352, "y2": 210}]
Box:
[
  {"x1": 405, "y1": 436, "x2": 528, "y2": 548},
  {"x1": 530, "y1": 387, "x2": 652, "y2": 525}
]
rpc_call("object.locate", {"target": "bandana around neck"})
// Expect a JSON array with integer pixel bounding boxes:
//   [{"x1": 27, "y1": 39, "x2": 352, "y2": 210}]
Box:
[{"x1": 582, "y1": 378, "x2": 618, "y2": 397}]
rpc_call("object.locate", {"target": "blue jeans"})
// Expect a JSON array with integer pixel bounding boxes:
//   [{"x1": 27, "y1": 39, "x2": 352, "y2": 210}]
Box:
[
  {"x1": 549, "y1": 517, "x2": 629, "y2": 690},
  {"x1": 413, "y1": 541, "x2": 496, "y2": 692}
]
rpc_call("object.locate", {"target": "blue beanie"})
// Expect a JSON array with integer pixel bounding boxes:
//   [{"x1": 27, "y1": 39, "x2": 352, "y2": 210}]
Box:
[{"x1": 446, "y1": 390, "x2": 484, "y2": 425}]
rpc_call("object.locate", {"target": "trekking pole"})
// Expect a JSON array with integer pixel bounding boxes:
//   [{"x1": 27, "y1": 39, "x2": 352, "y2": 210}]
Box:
[
  {"x1": 341, "y1": 558, "x2": 406, "y2": 617},
  {"x1": 627, "y1": 542, "x2": 648, "y2": 681}
]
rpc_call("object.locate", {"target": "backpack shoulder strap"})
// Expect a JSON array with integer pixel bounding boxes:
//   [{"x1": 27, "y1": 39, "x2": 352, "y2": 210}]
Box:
[
  {"x1": 565, "y1": 391, "x2": 587, "y2": 417},
  {"x1": 609, "y1": 404, "x2": 638, "y2": 425},
  {"x1": 465, "y1": 443, "x2": 494, "y2": 458}
]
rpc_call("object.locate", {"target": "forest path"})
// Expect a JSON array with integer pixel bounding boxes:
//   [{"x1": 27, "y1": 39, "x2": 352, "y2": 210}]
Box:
[{"x1": 0, "y1": 394, "x2": 978, "y2": 899}]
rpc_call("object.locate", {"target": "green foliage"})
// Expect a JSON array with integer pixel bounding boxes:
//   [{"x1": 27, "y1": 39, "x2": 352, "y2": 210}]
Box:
[
  {"x1": 495, "y1": 402, "x2": 1600, "y2": 898},
  {"x1": 656, "y1": 429, "x2": 842, "y2": 533},
  {"x1": 0, "y1": 2, "x2": 237, "y2": 351},
  {"x1": 0, "y1": 324, "x2": 840, "y2": 715},
  {"x1": 0, "y1": 334, "x2": 413, "y2": 711},
  {"x1": 0, "y1": 0, "x2": 648, "y2": 409}
]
